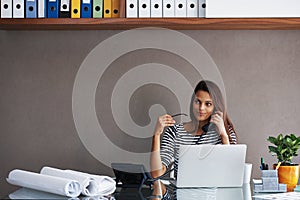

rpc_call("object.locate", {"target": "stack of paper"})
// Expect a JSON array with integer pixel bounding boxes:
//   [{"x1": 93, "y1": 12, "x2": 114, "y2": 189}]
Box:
[{"x1": 7, "y1": 166, "x2": 116, "y2": 198}]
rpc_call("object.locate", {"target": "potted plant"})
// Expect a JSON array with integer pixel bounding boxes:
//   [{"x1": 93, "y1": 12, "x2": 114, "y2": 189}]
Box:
[{"x1": 267, "y1": 133, "x2": 300, "y2": 192}]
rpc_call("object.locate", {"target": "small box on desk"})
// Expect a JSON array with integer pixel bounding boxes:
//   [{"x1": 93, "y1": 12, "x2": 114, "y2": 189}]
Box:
[
  {"x1": 261, "y1": 170, "x2": 277, "y2": 177},
  {"x1": 262, "y1": 177, "x2": 279, "y2": 190},
  {"x1": 253, "y1": 170, "x2": 287, "y2": 193}
]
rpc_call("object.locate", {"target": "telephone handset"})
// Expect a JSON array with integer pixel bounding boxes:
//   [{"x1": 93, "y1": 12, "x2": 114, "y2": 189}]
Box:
[
  {"x1": 201, "y1": 110, "x2": 219, "y2": 133},
  {"x1": 201, "y1": 122, "x2": 216, "y2": 133}
]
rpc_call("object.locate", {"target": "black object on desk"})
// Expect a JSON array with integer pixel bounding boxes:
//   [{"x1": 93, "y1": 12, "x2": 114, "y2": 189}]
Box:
[
  {"x1": 111, "y1": 163, "x2": 152, "y2": 190},
  {"x1": 114, "y1": 187, "x2": 153, "y2": 200}
]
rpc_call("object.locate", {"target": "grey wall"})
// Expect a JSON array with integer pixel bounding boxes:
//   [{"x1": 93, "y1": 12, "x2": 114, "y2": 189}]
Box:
[{"x1": 1, "y1": 30, "x2": 300, "y2": 196}]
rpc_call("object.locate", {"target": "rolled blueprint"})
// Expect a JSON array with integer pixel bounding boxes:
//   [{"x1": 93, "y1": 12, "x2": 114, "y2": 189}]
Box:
[
  {"x1": 64, "y1": 169, "x2": 116, "y2": 196},
  {"x1": 41, "y1": 166, "x2": 99, "y2": 196},
  {"x1": 7, "y1": 169, "x2": 81, "y2": 198}
]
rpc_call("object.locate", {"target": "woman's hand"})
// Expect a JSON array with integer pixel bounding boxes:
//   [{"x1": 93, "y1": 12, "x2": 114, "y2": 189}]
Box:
[
  {"x1": 210, "y1": 111, "x2": 227, "y2": 138},
  {"x1": 153, "y1": 114, "x2": 175, "y2": 136}
]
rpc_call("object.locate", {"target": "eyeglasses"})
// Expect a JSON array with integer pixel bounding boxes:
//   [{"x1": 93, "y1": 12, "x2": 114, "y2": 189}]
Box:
[{"x1": 171, "y1": 113, "x2": 188, "y2": 118}]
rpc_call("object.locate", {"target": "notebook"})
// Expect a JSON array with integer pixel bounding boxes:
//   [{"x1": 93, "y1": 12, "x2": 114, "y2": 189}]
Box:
[{"x1": 171, "y1": 144, "x2": 247, "y2": 188}]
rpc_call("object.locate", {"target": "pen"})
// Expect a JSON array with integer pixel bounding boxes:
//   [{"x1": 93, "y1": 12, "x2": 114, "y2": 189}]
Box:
[
  {"x1": 260, "y1": 157, "x2": 265, "y2": 170},
  {"x1": 275, "y1": 162, "x2": 281, "y2": 170},
  {"x1": 260, "y1": 157, "x2": 268, "y2": 170}
]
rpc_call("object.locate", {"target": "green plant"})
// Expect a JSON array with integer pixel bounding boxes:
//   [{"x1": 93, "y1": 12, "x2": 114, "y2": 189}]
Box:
[{"x1": 267, "y1": 134, "x2": 300, "y2": 165}]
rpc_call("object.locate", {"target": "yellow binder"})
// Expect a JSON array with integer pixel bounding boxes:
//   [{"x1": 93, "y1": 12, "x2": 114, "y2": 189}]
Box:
[
  {"x1": 103, "y1": 0, "x2": 112, "y2": 18},
  {"x1": 111, "y1": 0, "x2": 120, "y2": 18},
  {"x1": 71, "y1": 0, "x2": 81, "y2": 18}
]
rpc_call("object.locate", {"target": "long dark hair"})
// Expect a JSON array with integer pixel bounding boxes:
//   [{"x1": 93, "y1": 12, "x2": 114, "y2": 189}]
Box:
[{"x1": 189, "y1": 80, "x2": 237, "y2": 142}]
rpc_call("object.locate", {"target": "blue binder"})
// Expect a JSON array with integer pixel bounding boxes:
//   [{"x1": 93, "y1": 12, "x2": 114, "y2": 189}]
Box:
[
  {"x1": 38, "y1": 0, "x2": 47, "y2": 18},
  {"x1": 26, "y1": 0, "x2": 37, "y2": 18},
  {"x1": 47, "y1": 0, "x2": 59, "y2": 18},
  {"x1": 81, "y1": 0, "x2": 92, "y2": 18}
]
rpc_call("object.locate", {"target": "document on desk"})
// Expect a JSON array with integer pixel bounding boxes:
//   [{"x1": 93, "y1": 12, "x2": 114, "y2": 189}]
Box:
[
  {"x1": 253, "y1": 192, "x2": 300, "y2": 200},
  {"x1": 7, "y1": 166, "x2": 116, "y2": 198},
  {"x1": 64, "y1": 169, "x2": 116, "y2": 196},
  {"x1": 41, "y1": 166, "x2": 116, "y2": 196},
  {"x1": 6, "y1": 169, "x2": 81, "y2": 198}
]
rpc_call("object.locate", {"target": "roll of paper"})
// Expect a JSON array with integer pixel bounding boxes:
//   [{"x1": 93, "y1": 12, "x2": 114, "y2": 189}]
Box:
[
  {"x1": 40, "y1": 166, "x2": 99, "y2": 196},
  {"x1": 65, "y1": 170, "x2": 116, "y2": 196},
  {"x1": 7, "y1": 169, "x2": 81, "y2": 198}
]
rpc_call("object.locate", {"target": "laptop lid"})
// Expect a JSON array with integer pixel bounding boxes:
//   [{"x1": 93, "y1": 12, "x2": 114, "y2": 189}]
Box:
[{"x1": 176, "y1": 144, "x2": 247, "y2": 188}]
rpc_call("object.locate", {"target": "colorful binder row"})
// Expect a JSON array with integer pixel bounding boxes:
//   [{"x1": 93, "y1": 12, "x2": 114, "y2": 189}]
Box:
[
  {"x1": 0, "y1": 0, "x2": 122, "y2": 18},
  {"x1": 126, "y1": 0, "x2": 206, "y2": 18},
  {"x1": 1, "y1": 0, "x2": 207, "y2": 18}
]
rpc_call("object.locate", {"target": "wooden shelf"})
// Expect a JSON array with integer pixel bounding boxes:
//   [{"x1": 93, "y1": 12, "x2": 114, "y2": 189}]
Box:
[{"x1": 1, "y1": 18, "x2": 300, "y2": 30}]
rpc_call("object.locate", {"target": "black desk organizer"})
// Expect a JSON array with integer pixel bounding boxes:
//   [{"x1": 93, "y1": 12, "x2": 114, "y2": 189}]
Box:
[
  {"x1": 111, "y1": 163, "x2": 152, "y2": 189},
  {"x1": 111, "y1": 163, "x2": 154, "y2": 200}
]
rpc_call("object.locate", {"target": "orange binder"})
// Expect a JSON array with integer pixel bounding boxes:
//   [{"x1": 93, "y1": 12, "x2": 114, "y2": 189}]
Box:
[
  {"x1": 119, "y1": 0, "x2": 125, "y2": 17},
  {"x1": 103, "y1": 0, "x2": 111, "y2": 17},
  {"x1": 111, "y1": 0, "x2": 120, "y2": 17}
]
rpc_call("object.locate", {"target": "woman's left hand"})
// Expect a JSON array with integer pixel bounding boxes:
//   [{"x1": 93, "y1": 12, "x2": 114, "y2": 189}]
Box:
[{"x1": 210, "y1": 111, "x2": 227, "y2": 137}]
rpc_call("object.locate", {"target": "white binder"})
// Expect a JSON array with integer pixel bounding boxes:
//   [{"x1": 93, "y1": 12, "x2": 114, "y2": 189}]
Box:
[
  {"x1": 206, "y1": 0, "x2": 300, "y2": 18},
  {"x1": 151, "y1": 0, "x2": 162, "y2": 17},
  {"x1": 126, "y1": 0, "x2": 138, "y2": 18},
  {"x1": 163, "y1": 0, "x2": 174, "y2": 17},
  {"x1": 198, "y1": 0, "x2": 205, "y2": 17},
  {"x1": 13, "y1": 0, "x2": 24, "y2": 18},
  {"x1": 186, "y1": 0, "x2": 197, "y2": 17},
  {"x1": 175, "y1": 0, "x2": 186, "y2": 17},
  {"x1": 1, "y1": 0, "x2": 13, "y2": 18},
  {"x1": 60, "y1": 0, "x2": 70, "y2": 12},
  {"x1": 139, "y1": 0, "x2": 150, "y2": 17},
  {"x1": 37, "y1": 0, "x2": 45, "y2": 17}
]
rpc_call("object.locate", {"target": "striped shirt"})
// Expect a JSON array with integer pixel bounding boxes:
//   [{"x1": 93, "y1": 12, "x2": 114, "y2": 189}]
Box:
[{"x1": 160, "y1": 123, "x2": 237, "y2": 178}]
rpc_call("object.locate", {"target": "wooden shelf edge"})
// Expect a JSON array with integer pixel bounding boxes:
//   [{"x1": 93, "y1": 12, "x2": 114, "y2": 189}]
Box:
[{"x1": 1, "y1": 18, "x2": 300, "y2": 30}]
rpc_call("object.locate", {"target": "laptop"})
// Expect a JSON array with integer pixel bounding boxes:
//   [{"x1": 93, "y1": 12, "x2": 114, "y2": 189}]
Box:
[{"x1": 172, "y1": 144, "x2": 247, "y2": 188}]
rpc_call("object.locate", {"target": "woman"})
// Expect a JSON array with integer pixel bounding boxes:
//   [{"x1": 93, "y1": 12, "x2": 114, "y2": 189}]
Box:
[{"x1": 150, "y1": 80, "x2": 237, "y2": 179}]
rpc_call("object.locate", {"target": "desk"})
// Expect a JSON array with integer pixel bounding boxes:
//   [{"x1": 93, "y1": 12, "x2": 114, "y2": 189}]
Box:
[
  {"x1": 161, "y1": 183, "x2": 252, "y2": 200},
  {"x1": 2, "y1": 182, "x2": 279, "y2": 200}
]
